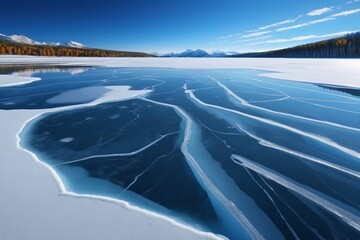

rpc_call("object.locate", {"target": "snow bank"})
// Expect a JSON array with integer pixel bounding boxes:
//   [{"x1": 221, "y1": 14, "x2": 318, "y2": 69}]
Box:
[
  {"x1": 47, "y1": 86, "x2": 110, "y2": 104},
  {"x1": 0, "y1": 56, "x2": 359, "y2": 88},
  {"x1": 0, "y1": 77, "x2": 222, "y2": 240},
  {"x1": 0, "y1": 74, "x2": 41, "y2": 87}
]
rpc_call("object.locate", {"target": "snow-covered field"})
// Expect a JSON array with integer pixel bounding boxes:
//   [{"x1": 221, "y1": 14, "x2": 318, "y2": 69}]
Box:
[
  {"x1": 0, "y1": 56, "x2": 359, "y2": 240},
  {"x1": 1, "y1": 56, "x2": 360, "y2": 87}
]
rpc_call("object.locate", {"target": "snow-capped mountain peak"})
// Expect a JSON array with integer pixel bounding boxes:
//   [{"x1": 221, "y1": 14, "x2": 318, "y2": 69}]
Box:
[
  {"x1": 0, "y1": 33, "x2": 41, "y2": 45},
  {"x1": 159, "y1": 49, "x2": 239, "y2": 57},
  {"x1": 62, "y1": 41, "x2": 86, "y2": 48},
  {"x1": 177, "y1": 49, "x2": 209, "y2": 57},
  {"x1": 0, "y1": 33, "x2": 86, "y2": 48}
]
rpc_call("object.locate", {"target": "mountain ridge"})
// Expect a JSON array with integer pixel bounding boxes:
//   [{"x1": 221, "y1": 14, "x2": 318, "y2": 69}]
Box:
[
  {"x1": 0, "y1": 39, "x2": 153, "y2": 57},
  {"x1": 158, "y1": 49, "x2": 239, "y2": 57},
  {"x1": 1, "y1": 32, "x2": 359, "y2": 58},
  {"x1": 0, "y1": 33, "x2": 86, "y2": 48}
]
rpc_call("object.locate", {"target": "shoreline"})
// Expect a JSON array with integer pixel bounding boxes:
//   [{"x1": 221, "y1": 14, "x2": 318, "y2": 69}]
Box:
[
  {"x1": 0, "y1": 74, "x2": 41, "y2": 87},
  {"x1": 0, "y1": 56, "x2": 360, "y2": 88},
  {"x1": 0, "y1": 80, "x2": 223, "y2": 240}
]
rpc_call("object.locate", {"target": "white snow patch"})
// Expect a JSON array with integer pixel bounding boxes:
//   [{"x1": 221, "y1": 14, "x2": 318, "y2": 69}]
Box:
[
  {"x1": 47, "y1": 86, "x2": 150, "y2": 105},
  {"x1": 0, "y1": 74, "x2": 41, "y2": 87},
  {"x1": 110, "y1": 114, "x2": 120, "y2": 119},
  {"x1": 59, "y1": 137, "x2": 74, "y2": 143},
  {"x1": 47, "y1": 86, "x2": 110, "y2": 104}
]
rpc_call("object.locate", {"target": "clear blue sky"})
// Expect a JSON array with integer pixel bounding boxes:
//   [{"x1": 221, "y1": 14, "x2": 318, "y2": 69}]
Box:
[{"x1": 1, "y1": 0, "x2": 359, "y2": 53}]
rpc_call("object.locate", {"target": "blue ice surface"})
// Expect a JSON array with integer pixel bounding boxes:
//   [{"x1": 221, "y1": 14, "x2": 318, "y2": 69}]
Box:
[{"x1": 1, "y1": 66, "x2": 359, "y2": 240}]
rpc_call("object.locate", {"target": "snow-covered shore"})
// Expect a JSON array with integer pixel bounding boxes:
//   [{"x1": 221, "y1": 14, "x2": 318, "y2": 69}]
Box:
[
  {"x1": 0, "y1": 74, "x2": 41, "y2": 87},
  {"x1": 0, "y1": 56, "x2": 359, "y2": 88},
  {"x1": 0, "y1": 81, "x2": 223, "y2": 240}
]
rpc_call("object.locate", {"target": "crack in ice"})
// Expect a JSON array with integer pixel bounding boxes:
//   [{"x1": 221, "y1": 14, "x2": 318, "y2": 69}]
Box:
[
  {"x1": 244, "y1": 168, "x2": 300, "y2": 240},
  {"x1": 231, "y1": 154, "x2": 360, "y2": 232},
  {"x1": 258, "y1": 175, "x2": 327, "y2": 240},
  {"x1": 235, "y1": 123, "x2": 360, "y2": 180},
  {"x1": 186, "y1": 87, "x2": 360, "y2": 159},
  {"x1": 118, "y1": 146, "x2": 177, "y2": 196},
  {"x1": 141, "y1": 96, "x2": 266, "y2": 240},
  {"x1": 54, "y1": 131, "x2": 178, "y2": 167},
  {"x1": 294, "y1": 99, "x2": 360, "y2": 115},
  {"x1": 210, "y1": 76, "x2": 360, "y2": 132}
]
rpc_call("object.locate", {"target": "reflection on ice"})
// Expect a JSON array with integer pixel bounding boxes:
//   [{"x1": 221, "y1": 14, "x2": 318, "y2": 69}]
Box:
[{"x1": 0, "y1": 65, "x2": 91, "y2": 76}]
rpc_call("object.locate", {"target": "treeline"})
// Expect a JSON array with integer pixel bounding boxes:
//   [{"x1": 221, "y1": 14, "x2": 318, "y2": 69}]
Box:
[
  {"x1": 234, "y1": 32, "x2": 360, "y2": 58},
  {"x1": 0, "y1": 40, "x2": 153, "y2": 57}
]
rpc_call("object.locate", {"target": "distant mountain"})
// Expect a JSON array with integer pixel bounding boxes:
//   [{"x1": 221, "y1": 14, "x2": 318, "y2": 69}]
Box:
[
  {"x1": 0, "y1": 34, "x2": 40, "y2": 45},
  {"x1": 179, "y1": 49, "x2": 209, "y2": 57},
  {"x1": 0, "y1": 33, "x2": 86, "y2": 48},
  {"x1": 0, "y1": 37, "x2": 153, "y2": 57},
  {"x1": 61, "y1": 41, "x2": 86, "y2": 48},
  {"x1": 48, "y1": 41, "x2": 86, "y2": 48},
  {"x1": 212, "y1": 50, "x2": 239, "y2": 56},
  {"x1": 159, "y1": 49, "x2": 239, "y2": 57},
  {"x1": 159, "y1": 49, "x2": 209, "y2": 57},
  {"x1": 233, "y1": 32, "x2": 360, "y2": 58}
]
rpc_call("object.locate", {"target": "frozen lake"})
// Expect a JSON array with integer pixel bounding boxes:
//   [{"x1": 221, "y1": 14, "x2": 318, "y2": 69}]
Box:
[{"x1": 1, "y1": 64, "x2": 360, "y2": 239}]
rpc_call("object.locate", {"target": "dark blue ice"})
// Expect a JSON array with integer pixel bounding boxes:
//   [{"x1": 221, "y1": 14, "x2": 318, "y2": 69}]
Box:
[{"x1": 1, "y1": 66, "x2": 360, "y2": 240}]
